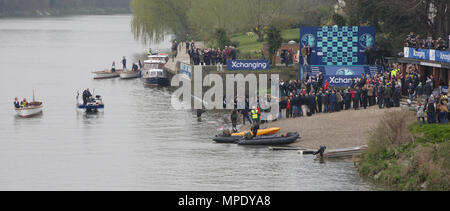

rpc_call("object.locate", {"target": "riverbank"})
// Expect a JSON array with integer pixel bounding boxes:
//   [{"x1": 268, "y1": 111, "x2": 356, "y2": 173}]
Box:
[
  {"x1": 357, "y1": 110, "x2": 450, "y2": 190},
  {"x1": 242, "y1": 106, "x2": 402, "y2": 150}
]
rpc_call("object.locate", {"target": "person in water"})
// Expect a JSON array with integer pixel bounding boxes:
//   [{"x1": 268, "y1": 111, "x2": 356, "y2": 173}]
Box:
[{"x1": 14, "y1": 97, "x2": 20, "y2": 108}]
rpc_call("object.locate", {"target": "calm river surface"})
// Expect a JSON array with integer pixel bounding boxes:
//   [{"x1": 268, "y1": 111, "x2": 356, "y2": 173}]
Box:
[{"x1": 0, "y1": 15, "x2": 374, "y2": 190}]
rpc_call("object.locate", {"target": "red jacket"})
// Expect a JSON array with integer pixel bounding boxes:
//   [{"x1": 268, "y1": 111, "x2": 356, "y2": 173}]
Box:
[
  {"x1": 324, "y1": 81, "x2": 330, "y2": 90},
  {"x1": 350, "y1": 89, "x2": 355, "y2": 99}
]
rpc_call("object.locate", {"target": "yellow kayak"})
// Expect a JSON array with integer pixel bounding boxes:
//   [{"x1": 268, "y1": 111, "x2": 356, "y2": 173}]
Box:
[{"x1": 232, "y1": 127, "x2": 281, "y2": 136}]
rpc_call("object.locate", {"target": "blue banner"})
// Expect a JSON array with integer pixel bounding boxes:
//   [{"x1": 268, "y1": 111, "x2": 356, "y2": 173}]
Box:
[
  {"x1": 301, "y1": 65, "x2": 383, "y2": 78},
  {"x1": 300, "y1": 26, "x2": 376, "y2": 66},
  {"x1": 324, "y1": 66, "x2": 366, "y2": 76},
  {"x1": 227, "y1": 60, "x2": 270, "y2": 71},
  {"x1": 404, "y1": 47, "x2": 450, "y2": 64},
  {"x1": 434, "y1": 50, "x2": 450, "y2": 63},
  {"x1": 404, "y1": 47, "x2": 430, "y2": 60}
]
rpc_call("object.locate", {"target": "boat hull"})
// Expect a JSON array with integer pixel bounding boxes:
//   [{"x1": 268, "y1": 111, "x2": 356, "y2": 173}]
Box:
[
  {"x1": 120, "y1": 70, "x2": 141, "y2": 79},
  {"x1": 92, "y1": 70, "x2": 121, "y2": 79},
  {"x1": 15, "y1": 106, "x2": 43, "y2": 117},
  {"x1": 237, "y1": 132, "x2": 299, "y2": 146},
  {"x1": 77, "y1": 104, "x2": 104, "y2": 113},
  {"x1": 143, "y1": 77, "x2": 170, "y2": 87}
]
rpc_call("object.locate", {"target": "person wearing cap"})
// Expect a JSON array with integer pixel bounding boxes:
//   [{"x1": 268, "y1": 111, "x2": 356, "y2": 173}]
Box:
[{"x1": 14, "y1": 97, "x2": 20, "y2": 108}]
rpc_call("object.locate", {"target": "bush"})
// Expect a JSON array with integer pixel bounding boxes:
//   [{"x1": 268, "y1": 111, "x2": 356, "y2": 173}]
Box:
[{"x1": 358, "y1": 110, "x2": 450, "y2": 190}]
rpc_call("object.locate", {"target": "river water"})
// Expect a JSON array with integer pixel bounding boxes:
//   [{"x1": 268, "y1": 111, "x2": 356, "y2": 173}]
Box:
[{"x1": 0, "y1": 15, "x2": 374, "y2": 190}]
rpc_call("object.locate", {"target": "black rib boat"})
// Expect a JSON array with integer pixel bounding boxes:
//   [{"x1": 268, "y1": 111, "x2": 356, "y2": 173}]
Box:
[
  {"x1": 237, "y1": 132, "x2": 299, "y2": 146},
  {"x1": 213, "y1": 135, "x2": 278, "y2": 144}
]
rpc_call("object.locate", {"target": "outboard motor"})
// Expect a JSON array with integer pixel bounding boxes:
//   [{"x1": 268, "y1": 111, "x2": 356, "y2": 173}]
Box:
[{"x1": 313, "y1": 145, "x2": 326, "y2": 157}]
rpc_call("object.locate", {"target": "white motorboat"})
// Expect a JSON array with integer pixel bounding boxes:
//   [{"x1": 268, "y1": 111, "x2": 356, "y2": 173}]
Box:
[{"x1": 147, "y1": 54, "x2": 169, "y2": 64}]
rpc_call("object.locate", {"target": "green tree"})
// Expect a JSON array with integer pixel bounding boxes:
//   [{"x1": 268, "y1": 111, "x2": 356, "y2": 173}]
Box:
[
  {"x1": 266, "y1": 25, "x2": 282, "y2": 65},
  {"x1": 343, "y1": 0, "x2": 449, "y2": 56},
  {"x1": 131, "y1": 0, "x2": 192, "y2": 44}
]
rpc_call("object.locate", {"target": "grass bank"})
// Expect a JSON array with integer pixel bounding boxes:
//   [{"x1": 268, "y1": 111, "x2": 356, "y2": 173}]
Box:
[
  {"x1": 230, "y1": 28, "x2": 299, "y2": 58},
  {"x1": 357, "y1": 110, "x2": 450, "y2": 190}
]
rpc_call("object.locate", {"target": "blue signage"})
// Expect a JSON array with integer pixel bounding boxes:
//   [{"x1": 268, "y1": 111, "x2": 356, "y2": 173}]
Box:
[
  {"x1": 227, "y1": 60, "x2": 270, "y2": 71},
  {"x1": 302, "y1": 65, "x2": 383, "y2": 77},
  {"x1": 180, "y1": 63, "x2": 192, "y2": 79},
  {"x1": 404, "y1": 47, "x2": 430, "y2": 60},
  {"x1": 299, "y1": 26, "x2": 376, "y2": 66},
  {"x1": 324, "y1": 75, "x2": 357, "y2": 87},
  {"x1": 434, "y1": 50, "x2": 450, "y2": 63},
  {"x1": 404, "y1": 47, "x2": 450, "y2": 64},
  {"x1": 324, "y1": 66, "x2": 366, "y2": 76}
]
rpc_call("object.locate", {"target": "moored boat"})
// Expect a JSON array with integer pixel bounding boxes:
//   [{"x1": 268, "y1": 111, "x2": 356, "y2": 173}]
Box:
[
  {"x1": 232, "y1": 127, "x2": 280, "y2": 137},
  {"x1": 120, "y1": 70, "x2": 141, "y2": 79},
  {"x1": 147, "y1": 54, "x2": 169, "y2": 64},
  {"x1": 92, "y1": 69, "x2": 122, "y2": 79},
  {"x1": 142, "y1": 69, "x2": 170, "y2": 87},
  {"x1": 237, "y1": 132, "x2": 299, "y2": 146},
  {"x1": 213, "y1": 134, "x2": 278, "y2": 144}
]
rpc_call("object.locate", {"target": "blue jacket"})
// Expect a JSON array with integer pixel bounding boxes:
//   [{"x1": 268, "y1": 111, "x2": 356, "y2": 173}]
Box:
[{"x1": 329, "y1": 93, "x2": 337, "y2": 103}]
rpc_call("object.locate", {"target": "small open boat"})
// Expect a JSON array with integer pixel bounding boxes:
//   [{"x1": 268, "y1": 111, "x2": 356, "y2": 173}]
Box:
[
  {"x1": 314, "y1": 146, "x2": 368, "y2": 159},
  {"x1": 232, "y1": 127, "x2": 280, "y2": 136},
  {"x1": 120, "y1": 70, "x2": 141, "y2": 79},
  {"x1": 92, "y1": 69, "x2": 122, "y2": 79},
  {"x1": 15, "y1": 91, "x2": 43, "y2": 118},
  {"x1": 237, "y1": 132, "x2": 299, "y2": 146}
]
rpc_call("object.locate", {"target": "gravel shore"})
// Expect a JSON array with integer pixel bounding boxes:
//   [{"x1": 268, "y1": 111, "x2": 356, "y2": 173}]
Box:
[{"x1": 242, "y1": 106, "x2": 401, "y2": 150}]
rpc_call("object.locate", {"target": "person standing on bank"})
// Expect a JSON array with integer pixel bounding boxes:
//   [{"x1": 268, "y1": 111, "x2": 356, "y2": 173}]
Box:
[{"x1": 231, "y1": 109, "x2": 238, "y2": 133}]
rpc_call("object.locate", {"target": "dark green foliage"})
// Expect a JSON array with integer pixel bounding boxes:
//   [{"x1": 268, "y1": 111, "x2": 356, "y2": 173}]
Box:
[
  {"x1": 214, "y1": 28, "x2": 232, "y2": 49},
  {"x1": 344, "y1": 0, "x2": 449, "y2": 57},
  {"x1": 332, "y1": 13, "x2": 346, "y2": 26},
  {"x1": 266, "y1": 25, "x2": 282, "y2": 66}
]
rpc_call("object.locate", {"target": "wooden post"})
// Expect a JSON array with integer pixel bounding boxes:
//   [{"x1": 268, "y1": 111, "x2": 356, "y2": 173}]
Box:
[
  {"x1": 418, "y1": 65, "x2": 424, "y2": 77},
  {"x1": 401, "y1": 63, "x2": 407, "y2": 77},
  {"x1": 432, "y1": 67, "x2": 439, "y2": 88}
]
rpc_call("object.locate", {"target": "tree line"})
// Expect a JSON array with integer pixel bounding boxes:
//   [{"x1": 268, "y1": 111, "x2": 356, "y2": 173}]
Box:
[
  {"x1": 0, "y1": 0, "x2": 131, "y2": 16},
  {"x1": 131, "y1": 0, "x2": 337, "y2": 44},
  {"x1": 131, "y1": 0, "x2": 449, "y2": 57}
]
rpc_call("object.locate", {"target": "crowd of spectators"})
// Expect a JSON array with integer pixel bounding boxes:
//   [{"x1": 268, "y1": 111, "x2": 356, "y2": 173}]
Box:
[
  {"x1": 405, "y1": 32, "x2": 448, "y2": 51},
  {"x1": 186, "y1": 41, "x2": 237, "y2": 69}
]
